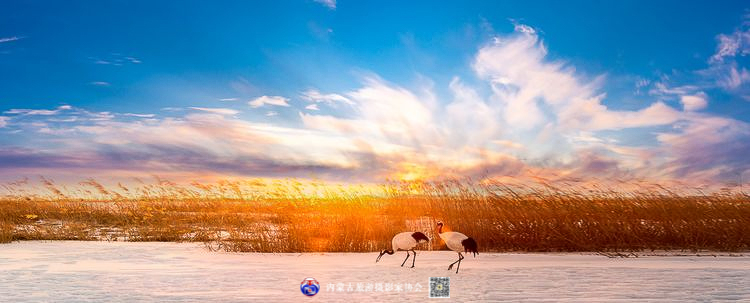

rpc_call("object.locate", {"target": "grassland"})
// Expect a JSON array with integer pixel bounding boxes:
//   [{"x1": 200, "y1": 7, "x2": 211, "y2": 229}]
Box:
[{"x1": 1, "y1": 178, "x2": 748, "y2": 254}]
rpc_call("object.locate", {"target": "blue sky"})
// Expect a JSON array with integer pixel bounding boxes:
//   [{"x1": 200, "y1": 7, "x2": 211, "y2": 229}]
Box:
[{"x1": 1, "y1": 1, "x2": 749, "y2": 187}]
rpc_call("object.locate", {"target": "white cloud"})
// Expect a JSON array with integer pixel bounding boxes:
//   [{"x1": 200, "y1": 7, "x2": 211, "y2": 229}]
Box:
[
  {"x1": 513, "y1": 23, "x2": 536, "y2": 35},
  {"x1": 219, "y1": 98, "x2": 238, "y2": 101},
  {"x1": 125, "y1": 56, "x2": 141, "y2": 64},
  {"x1": 492, "y1": 140, "x2": 524, "y2": 149},
  {"x1": 4, "y1": 109, "x2": 56, "y2": 115},
  {"x1": 711, "y1": 34, "x2": 742, "y2": 63},
  {"x1": 560, "y1": 99, "x2": 682, "y2": 131},
  {"x1": 298, "y1": 76, "x2": 525, "y2": 178},
  {"x1": 89, "y1": 81, "x2": 111, "y2": 87},
  {"x1": 703, "y1": 17, "x2": 750, "y2": 95},
  {"x1": 301, "y1": 89, "x2": 354, "y2": 106},
  {"x1": 123, "y1": 113, "x2": 156, "y2": 118},
  {"x1": 445, "y1": 77, "x2": 502, "y2": 147},
  {"x1": 474, "y1": 26, "x2": 681, "y2": 132},
  {"x1": 266, "y1": 111, "x2": 278, "y2": 117},
  {"x1": 635, "y1": 78, "x2": 651, "y2": 94},
  {"x1": 248, "y1": 95, "x2": 290, "y2": 108},
  {"x1": 680, "y1": 93, "x2": 708, "y2": 111},
  {"x1": 655, "y1": 114, "x2": 750, "y2": 181},
  {"x1": 710, "y1": 24, "x2": 750, "y2": 64},
  {"x1": 4, "y1": 106, "x2": 71, "y2": 116},
  {"x1": 86, "y1": 111, "x2": 115, "y2": 121},
  {"x1": 189, "y1": 107, "x2": 240, "y2": 115},
  {"x1": 314, "y1": 0, "x2": 336, "y2": 9},
  {"x1": 89, "y1": 54, "x2": 141, "y2": 66},
  {"x1": 305, "y1": 104, "x2": 320, "y2": 111},
  {"x1": 0, "y1": 36, "x2": 23, "y2": 43},
  {"x1": 23, "y1": 112, "x2": 359, "y2": 177},
  {"x1": 0, "y1": 116, "x2": 8, "y2": 128},
  {"x1": 648, "y1": 82, "x2": 699, "y2": 96},
  {"x1": 717, "y1": 64, "x2": 750, "y2": 90},
  {"x1": 474, "y1": 28, "x2": 589, "y2": 110},
  {"x1": 345, "y1": 77, "x2": 439, "y2": 145}
]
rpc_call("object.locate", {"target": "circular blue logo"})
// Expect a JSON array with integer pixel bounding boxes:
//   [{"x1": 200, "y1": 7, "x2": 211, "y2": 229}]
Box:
[{"x1": 300, "y1": 277, "x2": 320, "y2": 297}]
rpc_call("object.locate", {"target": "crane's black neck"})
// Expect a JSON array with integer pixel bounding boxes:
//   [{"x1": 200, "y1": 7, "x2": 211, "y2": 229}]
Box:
[{"x1": 376, "y1": 249, "x2": 395, "y2": 263}]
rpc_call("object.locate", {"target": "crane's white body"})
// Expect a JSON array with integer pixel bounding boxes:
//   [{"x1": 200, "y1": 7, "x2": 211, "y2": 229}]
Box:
[
  {"x1": 391, "y1": 232, "x2": 424, "y2": 251},
  {"x1": 436, "y1": 221, "x2": 478, "y2": 273},
  {"x1": 437, "y1": 231, "x2": 469, "y2": 252},
  {"x1": 376, "y1": 231, "x2": 429, "y2": 267}
]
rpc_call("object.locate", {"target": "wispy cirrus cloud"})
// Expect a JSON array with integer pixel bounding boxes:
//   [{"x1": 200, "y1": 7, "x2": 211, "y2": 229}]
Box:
[
  {"x1": 123, "y1": 113, "x2": 156, "y2": 118},
  {"x1": 4, "y1": 105, "x2": 72, "y2": 116},
  {"x1": 656, "y1": 114, "x2": 750, "y2": 181},
  {"x1": 699, "y1": 14, "x2": 750, "y2": 98},
  {"x1": 638, "y1": 15, "x2": 750, "y2": 109},
  {"x1": 710, "y1": 16, "x2": 750, "y2": 64},
  {"x1": 89, "y1": 81, "x2": 111, "y2": 87},
  {"x1": 189, "y1": 107, "x2": 240, "y2": 115},
  {"x1": 648, "y1": 82, "x2": 700, "y2": 97},
  {"x1": 249, "y1": 95, "x2": 291, "y2": 108},
  {"x1": 4, "y1": 109, "x2": 58, "y2": 115},
  {"x1": 0, "y1": 111, "x2": 365, "y2": 181},
  {"x1": 89, "y1": 54, "x2": 142, "y2": 66},
  {"x1": 0, "y1": 36, "x2": 24, "y2": 43},
  {"x1": 714, "y1": 63, "x2": 750, "y2": 91},
  {"x1": 314, "y1": 0, "x2": 336, "y2": 10},
  {"x1": 301, "y1": 89, "x2": 354, "y2": 106}
]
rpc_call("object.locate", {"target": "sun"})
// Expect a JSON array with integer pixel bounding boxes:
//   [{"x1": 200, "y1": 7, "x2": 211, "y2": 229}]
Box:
[{"x1": 392, "y1": 163, "x2": 432, "y2": 182}]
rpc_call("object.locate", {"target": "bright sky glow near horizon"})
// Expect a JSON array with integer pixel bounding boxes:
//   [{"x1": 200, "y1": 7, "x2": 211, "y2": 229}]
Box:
[{"x1": 1, "y1": 1, "x2": 749, "y2": 187}]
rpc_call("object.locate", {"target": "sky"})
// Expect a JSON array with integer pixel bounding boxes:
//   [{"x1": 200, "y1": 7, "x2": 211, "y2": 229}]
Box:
[{"x1": 1, "y1": 1, "x2": 750, "y2": 188}]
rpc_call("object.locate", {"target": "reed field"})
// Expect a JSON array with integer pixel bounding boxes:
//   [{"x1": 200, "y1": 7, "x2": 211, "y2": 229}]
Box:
[{"x1": 1, "y1": 178, "x2": 748, "y2": 254}]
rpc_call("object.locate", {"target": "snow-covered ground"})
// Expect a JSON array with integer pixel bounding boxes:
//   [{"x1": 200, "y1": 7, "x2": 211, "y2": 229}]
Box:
[{"x1": 1, "y1": 241, "x2": 749, "y2": 302}]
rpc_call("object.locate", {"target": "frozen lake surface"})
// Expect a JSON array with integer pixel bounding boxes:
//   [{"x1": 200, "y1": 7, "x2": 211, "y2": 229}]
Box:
[{"x1": 1, "y1": 241, "x2": 749, "y2": 302}]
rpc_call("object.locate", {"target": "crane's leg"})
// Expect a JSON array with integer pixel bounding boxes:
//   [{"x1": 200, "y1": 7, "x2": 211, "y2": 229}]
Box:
[
  {"x1": 411, "y1": 249, "x2": 417, "y2": 268},
  {"x1": 448, "y1": 252, "x2": 464, "y2": 273},
  {"x1": 401, "y1": 251, "x2": 411, "y2": 267},
  {"x1": 455, "y1": 252, "x2": 464, "y2": 273},
  {"x1": 447, "y1": 252, "x2": 460, "y2": 270}
]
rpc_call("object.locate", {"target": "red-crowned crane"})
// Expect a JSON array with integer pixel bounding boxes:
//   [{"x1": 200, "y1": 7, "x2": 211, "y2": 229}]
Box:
[
  {"x1": 436, "y1": 221, "x2": 478, "y2": 273},
  {"x1": 376, "y1": 231, "x2": 430, "y2": 268}
]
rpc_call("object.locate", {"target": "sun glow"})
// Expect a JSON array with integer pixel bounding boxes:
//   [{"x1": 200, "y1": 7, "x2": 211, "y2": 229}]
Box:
[{"x1": 392, "y1": 163, "x2": 433, "y2": 182}]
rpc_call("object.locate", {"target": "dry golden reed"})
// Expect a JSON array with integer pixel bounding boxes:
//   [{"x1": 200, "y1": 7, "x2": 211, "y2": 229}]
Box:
[{"x1": 0, "y1": 178, "x2": 748, "y2": 253}]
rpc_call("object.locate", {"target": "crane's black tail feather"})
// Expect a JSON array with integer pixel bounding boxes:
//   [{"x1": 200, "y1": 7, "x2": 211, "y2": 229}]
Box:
[
  {"x1": 462, "y1": 237, "x2": 478, "y2": 257},
  {"x1": 411, "y1": 232, "x2": 430, "y2": 243}
]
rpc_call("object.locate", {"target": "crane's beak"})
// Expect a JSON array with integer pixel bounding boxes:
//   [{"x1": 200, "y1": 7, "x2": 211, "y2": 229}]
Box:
[{"x1": 376, "y1": 250, "x2": 385, "y2": 263}]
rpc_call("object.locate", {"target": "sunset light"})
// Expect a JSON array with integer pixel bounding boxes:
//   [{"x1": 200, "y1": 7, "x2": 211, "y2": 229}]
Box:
[{"x1": 2, "y1": 2, "x2": 750, "y2": 302}]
